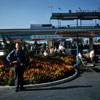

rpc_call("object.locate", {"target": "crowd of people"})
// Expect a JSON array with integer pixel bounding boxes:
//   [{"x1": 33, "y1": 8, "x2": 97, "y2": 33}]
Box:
[
  {"x1": 78, "y1": 49, "x2": 97, "y2": 63},
  {"x1": 39, "y1": 43, "x2": 65, "y2": 56}
]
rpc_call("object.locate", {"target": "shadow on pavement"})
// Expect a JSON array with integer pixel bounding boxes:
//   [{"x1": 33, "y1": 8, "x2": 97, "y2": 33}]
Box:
[
  {"x1": 92, "y1": 68, "x2": 100, "y2": 73},
  {"x1": 24, "y1": 85, "x2": 92, "y2": 91},
  {"x1": 78, "y1": 66, "x2": 100, "y2": 74}
]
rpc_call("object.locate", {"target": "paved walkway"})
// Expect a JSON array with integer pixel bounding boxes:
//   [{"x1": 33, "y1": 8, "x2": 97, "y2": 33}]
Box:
[{"x1": 0, "y1": 63, "x2": 100, "y2": 100}]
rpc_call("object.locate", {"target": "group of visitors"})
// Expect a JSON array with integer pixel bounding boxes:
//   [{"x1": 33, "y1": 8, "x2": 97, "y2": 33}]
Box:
[
  {"x1": 78, "y1": 49, "x2": 96, "y2": 63},
  {"x1": 40, "y1": 43, "x2": 65, "y2": 56}
]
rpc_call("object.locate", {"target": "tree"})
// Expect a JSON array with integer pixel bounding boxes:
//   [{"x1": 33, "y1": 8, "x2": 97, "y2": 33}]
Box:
[
  {"x1": 1, "y1": 34, "x2": 15, "y2": 56},
  {"x1": 20, "y1": 39, "x2": 30, "y2": 64},
  {"x1": 72, "y1": 38, "x2": 84, "y2": 44},
  {"x1": 0, "y1": 34, "x2": 15, "y2": 65},
  {"x1": 98, "y1": 39, "x2": 100, "y2": 43}
]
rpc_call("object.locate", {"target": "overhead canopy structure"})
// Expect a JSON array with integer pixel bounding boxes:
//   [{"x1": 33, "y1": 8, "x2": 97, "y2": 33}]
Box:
[
  {"x1": 51, "y1": 12, "x2": 100, "y2": 38},
  {"x1": 50, "y1": 12, "x2": 100, "y2": 20},
  {"x1": 56, "y1": 30, "x2": 100, "y2": 38}
]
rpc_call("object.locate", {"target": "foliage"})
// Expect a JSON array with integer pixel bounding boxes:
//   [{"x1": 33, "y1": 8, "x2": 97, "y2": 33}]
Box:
[
  {"x1": 72, "y1": 38, "x2": 84, "y2": 44},
  {"x1": 0, "y1": 35, "x2": 76, "y2": 85},
  {"x1": 1, "y1": 34, "x2": 15, "y2": 55},
  {"x1": 20, "y1": 39, "x2": 30, "y2": 64},
  {"x1": 98, "y1": 39, "x2": 100, "y2": 43},
  {"x1": 0, "y1": 55, "x2": 76, "y2": 85},
  {"x1": 0, "y1": 34, "x2": 15, "y2": 65}
]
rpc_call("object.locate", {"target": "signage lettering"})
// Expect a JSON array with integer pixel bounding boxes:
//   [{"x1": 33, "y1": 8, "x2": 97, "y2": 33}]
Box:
[{"x1": 76, "y1": 7, "x2": 100, "y2": 13}]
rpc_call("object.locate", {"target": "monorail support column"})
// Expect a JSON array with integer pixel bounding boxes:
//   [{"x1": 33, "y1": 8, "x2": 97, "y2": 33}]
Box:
[
  {"x1": 47, "y1": 40, "x2": 53, "y2": 49},
  {"x1": 76, "y1": 33, "x2": 79, "y2": 68},
  {"x1": 89, "y1": 37, "x2": 93, "y2": 52},
  {"x1": 76, "y1": 19, "x2": 78, "y2": 27},
  {"x1": 80, "y1": 20, "x2": 82, "y2": 26}
]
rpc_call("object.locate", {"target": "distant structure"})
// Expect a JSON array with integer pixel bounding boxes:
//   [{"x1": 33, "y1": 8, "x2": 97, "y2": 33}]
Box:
[
  {"x1": 30, "y1": 24, "x2": 53, "y2": 29},
  {"x1": 50, "y1": 12, "x2": 100, "y2": 27},
  {"x1": 0, "y1": 10, "x2": 100, "y2": 55}
]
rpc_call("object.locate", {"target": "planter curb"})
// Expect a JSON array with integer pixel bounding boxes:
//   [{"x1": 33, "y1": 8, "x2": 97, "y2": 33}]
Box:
[{"x1": 0, "y1": 68, "x2": 78, "y2": 89}]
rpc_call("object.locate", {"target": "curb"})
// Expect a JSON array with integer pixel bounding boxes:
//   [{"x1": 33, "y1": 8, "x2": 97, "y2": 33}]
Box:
[
  {"x1": 25, "y1": 68, "x2": 78, "y2": 88},
  {"x1": 0, "y1": 68, "x2": 78, "y2": 89}
]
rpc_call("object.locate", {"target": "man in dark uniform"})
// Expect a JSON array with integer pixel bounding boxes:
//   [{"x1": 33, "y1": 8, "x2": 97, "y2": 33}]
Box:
[{"x1": 7, "y1": 43, "x2": 26, "y2": 92}]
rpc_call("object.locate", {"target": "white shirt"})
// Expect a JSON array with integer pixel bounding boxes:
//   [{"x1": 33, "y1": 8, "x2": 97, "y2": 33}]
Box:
[
  {"x1": 44, "y1": 51, "x2": 48, "y2": 56},
  {"x1": 78, "y1": 53, "x2": 82, "y2": 59},
  {"x1": 90, "y1": 50, "x2": 94, "y2": 58},
  {"x1": 59, "y1": 45, "x2": 65, "y2": 51}
]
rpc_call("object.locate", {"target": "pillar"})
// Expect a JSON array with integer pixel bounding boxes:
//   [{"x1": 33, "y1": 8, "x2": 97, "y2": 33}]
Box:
[
  {"x1": 76, "y1": 19, "x2": 78, "y2": 27},
  {"x1": 47, "y1": 40, "x2": 53, "y2": 48},
  {"x1": 80, "y1": 20, "x2": 82, "y2": 26},
  {"x1": 89, "y1": 38, "x2": 93, "y2": 52}
]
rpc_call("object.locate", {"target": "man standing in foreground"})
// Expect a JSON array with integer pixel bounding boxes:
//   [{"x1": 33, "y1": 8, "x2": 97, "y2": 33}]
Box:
[{"x1": 7, "y1": 43, "x2": 26, "y2": 92}]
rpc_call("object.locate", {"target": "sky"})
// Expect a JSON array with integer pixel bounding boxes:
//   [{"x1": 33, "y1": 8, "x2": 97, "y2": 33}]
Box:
[{"x1": 0, "y1": 0, "x2": 100, "y2": 29}]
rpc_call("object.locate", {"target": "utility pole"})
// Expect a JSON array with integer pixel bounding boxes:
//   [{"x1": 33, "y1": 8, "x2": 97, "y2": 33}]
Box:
[{"x1": 48, "y1": 6, "x2": 53, "y2": 24}]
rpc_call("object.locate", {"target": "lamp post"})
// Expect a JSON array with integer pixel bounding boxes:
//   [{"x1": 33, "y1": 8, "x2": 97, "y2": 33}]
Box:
[
  {"x1": 48, "y1": 6, "x2": 53, "y2": 24},
  {"x1": 58, "y1": 8, "x2": 62, "y2": 27},
  {"x1": 76, "y1": 33, "x2": 79, "y2": 68},
  {"x1": 48, "y1": 6, "x2": 53, "y2": 13}
]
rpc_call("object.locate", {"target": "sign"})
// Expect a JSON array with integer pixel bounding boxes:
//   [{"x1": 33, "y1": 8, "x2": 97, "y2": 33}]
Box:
[
  {"x1": 76, "y1": 7, "x2": 100, "y2": 13},
  {"x1": 31, "y1": 35, "x2": 65, "y2": 39},
  {"x1": 1, "y1": 35, "x2": 65, "y2": 40}
]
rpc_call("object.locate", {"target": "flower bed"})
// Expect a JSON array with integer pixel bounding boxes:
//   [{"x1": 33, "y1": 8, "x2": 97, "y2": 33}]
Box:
[{"x1": 0, "y1": 55, "x2": 76, "y2": 86}]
